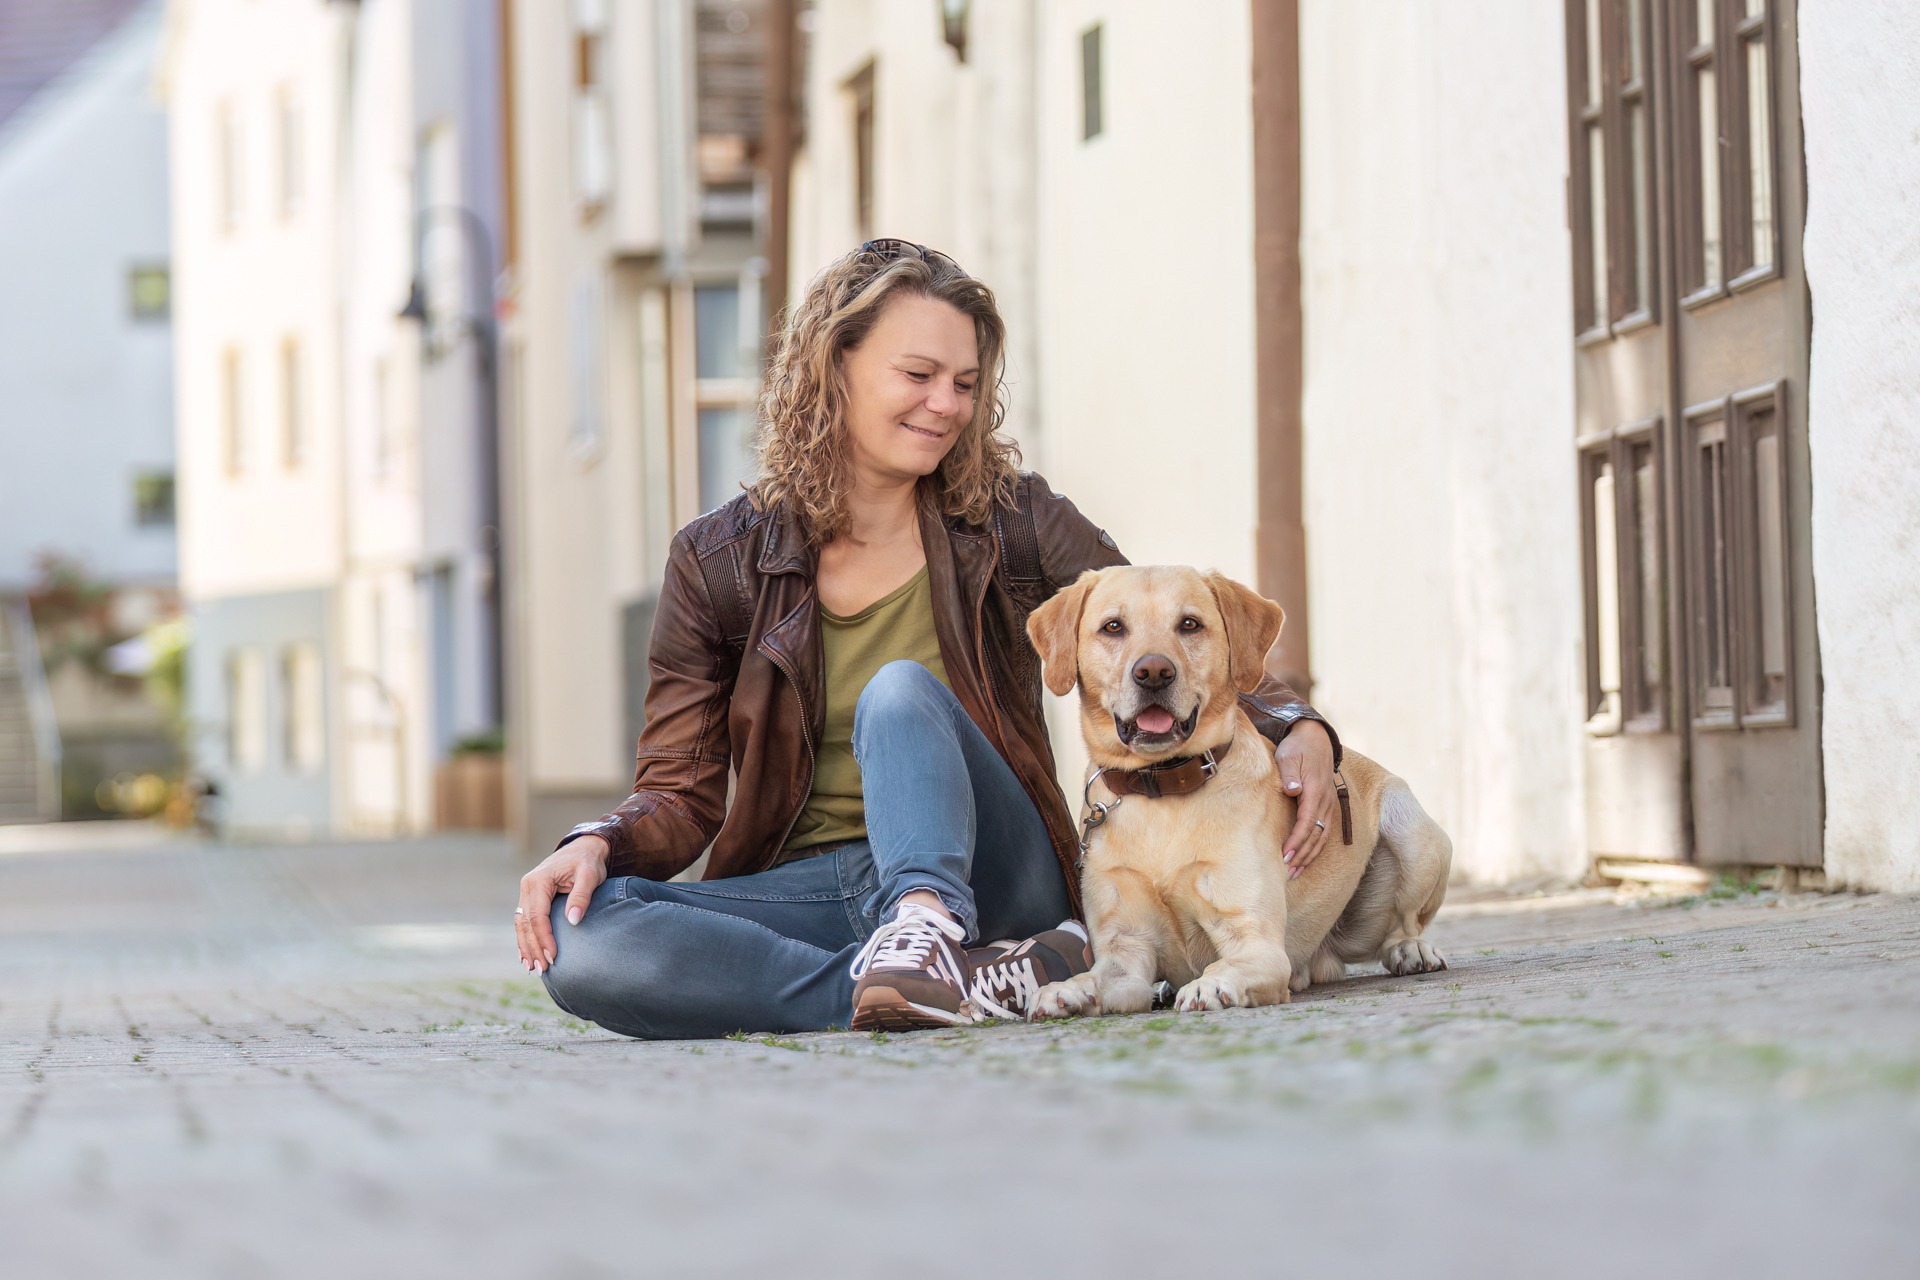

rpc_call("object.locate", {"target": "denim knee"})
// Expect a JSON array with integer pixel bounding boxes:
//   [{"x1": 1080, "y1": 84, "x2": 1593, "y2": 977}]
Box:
[
  {"x1": 540, "y1": 896, "x2": 660, "y2": 1032},
  {"x1": 853, "y1": 660, "x2": 951, "y2": 745}
]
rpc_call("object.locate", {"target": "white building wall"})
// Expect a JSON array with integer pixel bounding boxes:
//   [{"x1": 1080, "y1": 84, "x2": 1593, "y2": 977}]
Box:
[
  {"x1": 166, "y1": 0, "x2": 347, "y2": 603},
  {"x1": 792, "y1": 0, "x2": 1042, "y2": 449},
  {"x1": 1299, "y1": 1, "x2": 1585, "y2": 884},
  {"x1": 339, "y1": 0, "x2": 431, "y2": 834},
  {"x1": 1800, "y1": 0, "x2": 1920, "y2": 893},
  {"x1": 1033, "y1": 2, "x2": 1259, "y2": 580},
  {"x1": 0, "y1": 4, "x2": 174, "y2": 590}
]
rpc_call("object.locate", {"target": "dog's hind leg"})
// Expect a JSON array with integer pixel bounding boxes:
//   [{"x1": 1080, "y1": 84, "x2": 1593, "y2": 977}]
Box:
[
  {"x1": 1289, "y1": 939, "x2": 1347, "y2": 994},
  {"x1": 1375, "y1": 780, "x2": 1453, "y2": 977}
]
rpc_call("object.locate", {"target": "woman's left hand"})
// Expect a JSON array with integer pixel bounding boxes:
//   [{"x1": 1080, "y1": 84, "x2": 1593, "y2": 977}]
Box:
[{"x1": 1275, "y1": 721, "x2": 1337, "y2": 877}]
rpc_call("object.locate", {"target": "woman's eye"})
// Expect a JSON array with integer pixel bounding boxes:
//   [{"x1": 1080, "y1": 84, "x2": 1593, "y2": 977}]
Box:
[
  {"x1": 1180, "y1": 618, "x2": 1201, "y2": 632},
  {"x1": 955, "y1": 382, "x2": 974, "y2": 395},
  {"x1": 905, "y1": 371, "x2": 931, "y2": 382},
  {"x1": 1101, "y1": 619, "x2": 1125, "y2": 635}
]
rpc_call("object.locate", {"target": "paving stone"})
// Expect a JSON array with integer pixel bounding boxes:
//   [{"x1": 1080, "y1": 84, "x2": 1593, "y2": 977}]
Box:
[{"x1": 1, "y1": 831, "x2": 1916, "y2": 1278}]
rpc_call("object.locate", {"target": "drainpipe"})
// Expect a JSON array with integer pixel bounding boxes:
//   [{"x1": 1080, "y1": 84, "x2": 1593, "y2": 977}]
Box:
[
  {"x1": 1250, "y1": 0, "x2": 1310, "y2": 694},
  {"x1": 761, "y1": 0, "x2": 796, "y2": 348}
]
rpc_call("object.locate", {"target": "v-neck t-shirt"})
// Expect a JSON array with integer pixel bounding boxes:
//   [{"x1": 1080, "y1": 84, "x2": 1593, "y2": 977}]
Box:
[{"x1": 780, "y1": 565, "x2": 949, "y2": 858}]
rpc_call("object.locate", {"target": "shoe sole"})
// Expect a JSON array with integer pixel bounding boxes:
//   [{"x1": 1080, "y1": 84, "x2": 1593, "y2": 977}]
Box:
[{"x1": 849, "y1": 985, "x2": 972, "y2": 1032}]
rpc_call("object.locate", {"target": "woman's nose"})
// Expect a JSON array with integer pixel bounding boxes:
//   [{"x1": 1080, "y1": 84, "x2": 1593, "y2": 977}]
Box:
[{"x1": 925, "y1": 380, "x2": 958, "y2": 417}]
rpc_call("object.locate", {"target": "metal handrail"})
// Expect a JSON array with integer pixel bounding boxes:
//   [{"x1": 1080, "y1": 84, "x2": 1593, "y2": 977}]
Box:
[{"x1": 2, "y1": 599, "x2": 62, "y2": 820}]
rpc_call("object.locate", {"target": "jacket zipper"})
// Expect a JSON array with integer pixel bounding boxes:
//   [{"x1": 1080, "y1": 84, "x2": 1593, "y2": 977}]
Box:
[{"x1": 764, "y1": 641, "x2": 818, "y2": 864}]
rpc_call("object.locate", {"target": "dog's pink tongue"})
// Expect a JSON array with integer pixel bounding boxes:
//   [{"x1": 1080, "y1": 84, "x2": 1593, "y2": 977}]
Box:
[{"x1": 1135, "y1": 706, "x2": 1175, "y2": 735}]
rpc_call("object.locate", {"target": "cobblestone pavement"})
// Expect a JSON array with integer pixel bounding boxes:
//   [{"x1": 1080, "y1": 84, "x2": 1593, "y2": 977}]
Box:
[{"x1": 2, "y1": 828, "x2": 1917, "y2": 1279}]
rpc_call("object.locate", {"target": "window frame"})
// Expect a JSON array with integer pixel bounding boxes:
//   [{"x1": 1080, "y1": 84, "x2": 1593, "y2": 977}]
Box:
[
  {"x1": 221, "y1": 347, "x2": 246, "y2": 476},
  {"x1": 128, "y1": 264, "x2": 171, "y2": 322},
  {"x1": 1578, "y1": 414, "x2": 1670, "y2": 736},
  {"x1": 280, "y1": 336, "x2": 304, "y2": 469},
  {"x1": 1676, "y1": 0, "x2": 1781, "y2": 309},
  {"x1": 275, "y1": 87, "x2": 304, "y2": 220},
  {"x1": 1081, "y1": 23, "x2": 1105, "y2": 142},
  {"x1": 1730, "y1": 380, "x2": 1794, "y2": 726},
  {"x1": 846, "y1": 62, "x2": 876, "y2": 241},
  {"x1": 1682, "y1": 399, "x2": 1737, "y2": 728},
  {"x1": 1566, "y1": 0, "x2": 1660, "y2": 343},
  {"x1": 692, "y1": 277, "x2": 760, "y2": 514},
  {"x1": 1680, "y1": 380, "x2": 1796, "y2": 731}
]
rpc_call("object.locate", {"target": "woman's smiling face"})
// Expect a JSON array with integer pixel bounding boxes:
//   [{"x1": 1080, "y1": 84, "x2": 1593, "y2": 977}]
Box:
[{"x1": 837, "y1": 292, "x2": 980, "y2": 487}]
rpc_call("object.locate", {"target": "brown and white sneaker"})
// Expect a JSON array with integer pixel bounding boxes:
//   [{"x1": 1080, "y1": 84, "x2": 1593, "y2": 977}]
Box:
[
  {"x1": 848, "y1": 902, "x2": 975, "y2": 1031},
  {"x1": 967, "y1": 920, "x2": 1093, "y2": 1022}
]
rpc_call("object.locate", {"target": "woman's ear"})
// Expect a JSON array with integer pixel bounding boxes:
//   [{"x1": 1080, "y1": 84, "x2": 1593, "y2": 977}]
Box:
[
  {"x1": 1205, "y1": 572, "x2": 1286, "y2": 693},
  {"x1": 1027, "y1": 571, "x2": 1098, "y2": 697}
]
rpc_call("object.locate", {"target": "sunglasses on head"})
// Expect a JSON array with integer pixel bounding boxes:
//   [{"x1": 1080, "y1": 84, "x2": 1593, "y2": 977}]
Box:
[{"x1": 859, "y1": 238, "x2": 965, "y2": 274}]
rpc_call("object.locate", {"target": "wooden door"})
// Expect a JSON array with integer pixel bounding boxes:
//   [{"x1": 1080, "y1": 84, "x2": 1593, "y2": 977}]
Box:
[{"x1": 1565, "y1": 0, "x2": 1819, "y2": 867}]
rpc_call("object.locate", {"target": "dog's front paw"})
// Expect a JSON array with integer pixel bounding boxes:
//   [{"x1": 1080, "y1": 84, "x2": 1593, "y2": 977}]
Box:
[
  {"x1": 1383, "y1": 938, "x2": 1448, "y2": 976},
  {"x1": 1030, "y1": 972, "x2": 1100, "y2": 1021},
  {"x1": 1175, "y1": 971, "x2": 1278, "y2": 1012}
]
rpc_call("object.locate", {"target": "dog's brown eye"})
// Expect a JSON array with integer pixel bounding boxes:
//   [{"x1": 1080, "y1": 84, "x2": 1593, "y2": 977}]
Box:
[
  {"x1": 1180, "y1": 617, "x2": 1201, "y2": 631},
  {"x1": 1101, "y1": 619, "x2": 1125, "y2": 635}
]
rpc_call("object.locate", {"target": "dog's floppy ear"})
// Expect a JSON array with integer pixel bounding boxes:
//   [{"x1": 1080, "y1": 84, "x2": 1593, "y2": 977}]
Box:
[
  {"x1": 1205, "y1": 572, "x2": 1286, "y2": 693},
  {"x1": 1027, "y1": 570, "x2": 1099, "y2": 697}
]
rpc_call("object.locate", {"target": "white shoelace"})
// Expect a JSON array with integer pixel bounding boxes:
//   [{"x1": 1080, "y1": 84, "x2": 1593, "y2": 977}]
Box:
[
  {"x1": 969, "y1": 952, "x2": 1040, "y2": 1022},
  {"x1": 848, "y1": 902, "x2": 970, "y2": 988}
]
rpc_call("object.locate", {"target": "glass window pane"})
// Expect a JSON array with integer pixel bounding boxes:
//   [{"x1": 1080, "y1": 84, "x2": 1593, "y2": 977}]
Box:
[
  {"x1": 1628, "y1": 102, "x2": 1652, "y2": 312},
  {"x1": 229, "y1": 650, "x2": 266, "y2": 772},
  {"x1": 1698, "y1": 66, "x2": 1723, "y2": 289},
  {"x1": 1584, "y1": 0, "x2": 1603, "y2": 106},
  {"x1": 1747, "y1": 37, "x2": 1775, "y2": 270},
  {"x1": 129, "y1": 266, "x2": 170, "y2": 321},
  {"x1": 1587, "y1": 123, "x2": 1609, "y2": 327},
  {"x1": 1743, "y1": 0, "x2": 1764, "y2": 19},
  {"x1": 1630, "y1": 442, "x2": 1663, "y2": 719},
  {"x1": 223, "y1": 349, "x2": 246, "y2": 474},
  {"x1": 1624, "y1": 0, "x2": 1644, "y2": 82},
  {"x1": 1081, "y1": 24, "x2": 1104, "y2": 140},
  {"x1": 1750, "y1": 416, "x2": 1788, "y2": 712},
  {"x1": 283, "y1": 643, "x2": 325, "y2": 773},
  {"x1": 1593, "y1": 460, "x2": 1622, "y2": 713},
  {"x1": 695, "y1": 285, "x2": 743, "y2": 380},
  {"x1": 1696, "y1": 430, "x2": 1733, "y2": 710},
  {"x1": 698, "y1": 406, "x2": 755, "y2": 513},
  {"x1": 1696, "y1": 0, "x2": 1716, "y2": 46},
  {"x1": 281, "y1": 339, "x2": 303, "y2": 467}
]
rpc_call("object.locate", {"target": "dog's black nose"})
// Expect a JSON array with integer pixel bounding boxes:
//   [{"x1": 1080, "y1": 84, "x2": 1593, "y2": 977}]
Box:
[{"x1": 1132, "y1": 653, "x2": 1176, "y2": 690}]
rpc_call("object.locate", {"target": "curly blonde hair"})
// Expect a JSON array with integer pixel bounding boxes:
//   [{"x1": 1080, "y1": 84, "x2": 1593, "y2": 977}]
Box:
[{"x1": 751, "y1": 243, "x2": 1020, "y2": 543}]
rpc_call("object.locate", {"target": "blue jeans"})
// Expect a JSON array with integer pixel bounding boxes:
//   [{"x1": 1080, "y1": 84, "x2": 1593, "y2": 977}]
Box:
[{"x1": 540, "y1": 661, "x2": 1072, "y2": 1039}]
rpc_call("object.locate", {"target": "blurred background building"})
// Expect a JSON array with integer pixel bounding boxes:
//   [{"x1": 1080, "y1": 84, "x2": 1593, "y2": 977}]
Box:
[
  {"x1": 5, "y1": 0, "x2": 1916, "y2": 896},
  {"x1": 0, "y1": 0, "x2": 178, "y2": 824}
]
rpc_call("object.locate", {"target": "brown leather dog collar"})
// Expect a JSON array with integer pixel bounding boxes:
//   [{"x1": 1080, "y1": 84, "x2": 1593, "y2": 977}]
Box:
[{"x1": 1099, "y1": 735, "x2": 1236, "y2": 800}]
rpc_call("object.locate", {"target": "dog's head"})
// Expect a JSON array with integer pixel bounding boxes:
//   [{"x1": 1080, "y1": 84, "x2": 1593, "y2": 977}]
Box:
[{"x1": 1027, "y1": 566, "x2": 1285, "y2": 768}]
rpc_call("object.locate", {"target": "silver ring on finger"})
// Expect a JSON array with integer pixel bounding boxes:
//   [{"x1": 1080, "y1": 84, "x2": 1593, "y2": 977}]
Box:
[
  {"x1": 1314, "y1": 819, "x2": 1326, "y2": 832},
  {"x1": 514, "y1": 907, "x2": 525, "y2": 915}
]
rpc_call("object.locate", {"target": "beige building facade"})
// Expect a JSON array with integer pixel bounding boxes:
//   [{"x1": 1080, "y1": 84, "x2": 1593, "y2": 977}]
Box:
[{"x1": 498, "y1": 0, "x2": 774, "y2": 847}]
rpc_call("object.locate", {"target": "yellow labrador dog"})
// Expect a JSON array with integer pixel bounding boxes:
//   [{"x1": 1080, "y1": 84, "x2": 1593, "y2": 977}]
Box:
[{"x1": 1026, "y1": 566, "x2": 1452, "y2": 1019}]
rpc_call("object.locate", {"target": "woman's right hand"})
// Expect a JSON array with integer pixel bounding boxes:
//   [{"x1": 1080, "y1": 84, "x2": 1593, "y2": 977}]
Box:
[{"x1": 515, "y1": 835, "x2": 610, "y2": 973}]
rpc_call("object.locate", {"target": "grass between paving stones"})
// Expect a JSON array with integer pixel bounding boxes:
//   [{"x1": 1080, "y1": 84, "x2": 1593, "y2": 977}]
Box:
[{"x1": 343, "y1": 963, "x2": 1920, "y2": 1141}]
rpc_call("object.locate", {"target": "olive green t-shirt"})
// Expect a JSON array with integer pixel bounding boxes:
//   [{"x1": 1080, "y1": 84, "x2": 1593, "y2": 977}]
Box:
[{"x1": 781, "y1": 566, "x2": 949, "y2": 858}]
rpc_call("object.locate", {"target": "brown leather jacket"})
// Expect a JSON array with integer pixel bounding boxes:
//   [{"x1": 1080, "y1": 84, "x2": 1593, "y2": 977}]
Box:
[{"x1": 561, "y1": 472, "x2": 1338, "y2": 916}]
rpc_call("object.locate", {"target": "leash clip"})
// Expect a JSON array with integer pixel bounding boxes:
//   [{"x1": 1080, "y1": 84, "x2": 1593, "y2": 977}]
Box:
[{"x1": 1076, "y1": 769, "x2": 1123, "y2": 864}]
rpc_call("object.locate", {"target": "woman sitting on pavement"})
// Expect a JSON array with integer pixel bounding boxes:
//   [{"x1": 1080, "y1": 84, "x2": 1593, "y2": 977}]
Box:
[{"x1": 513, "y1": 240, "x2": 1343, "y2": 1039}]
